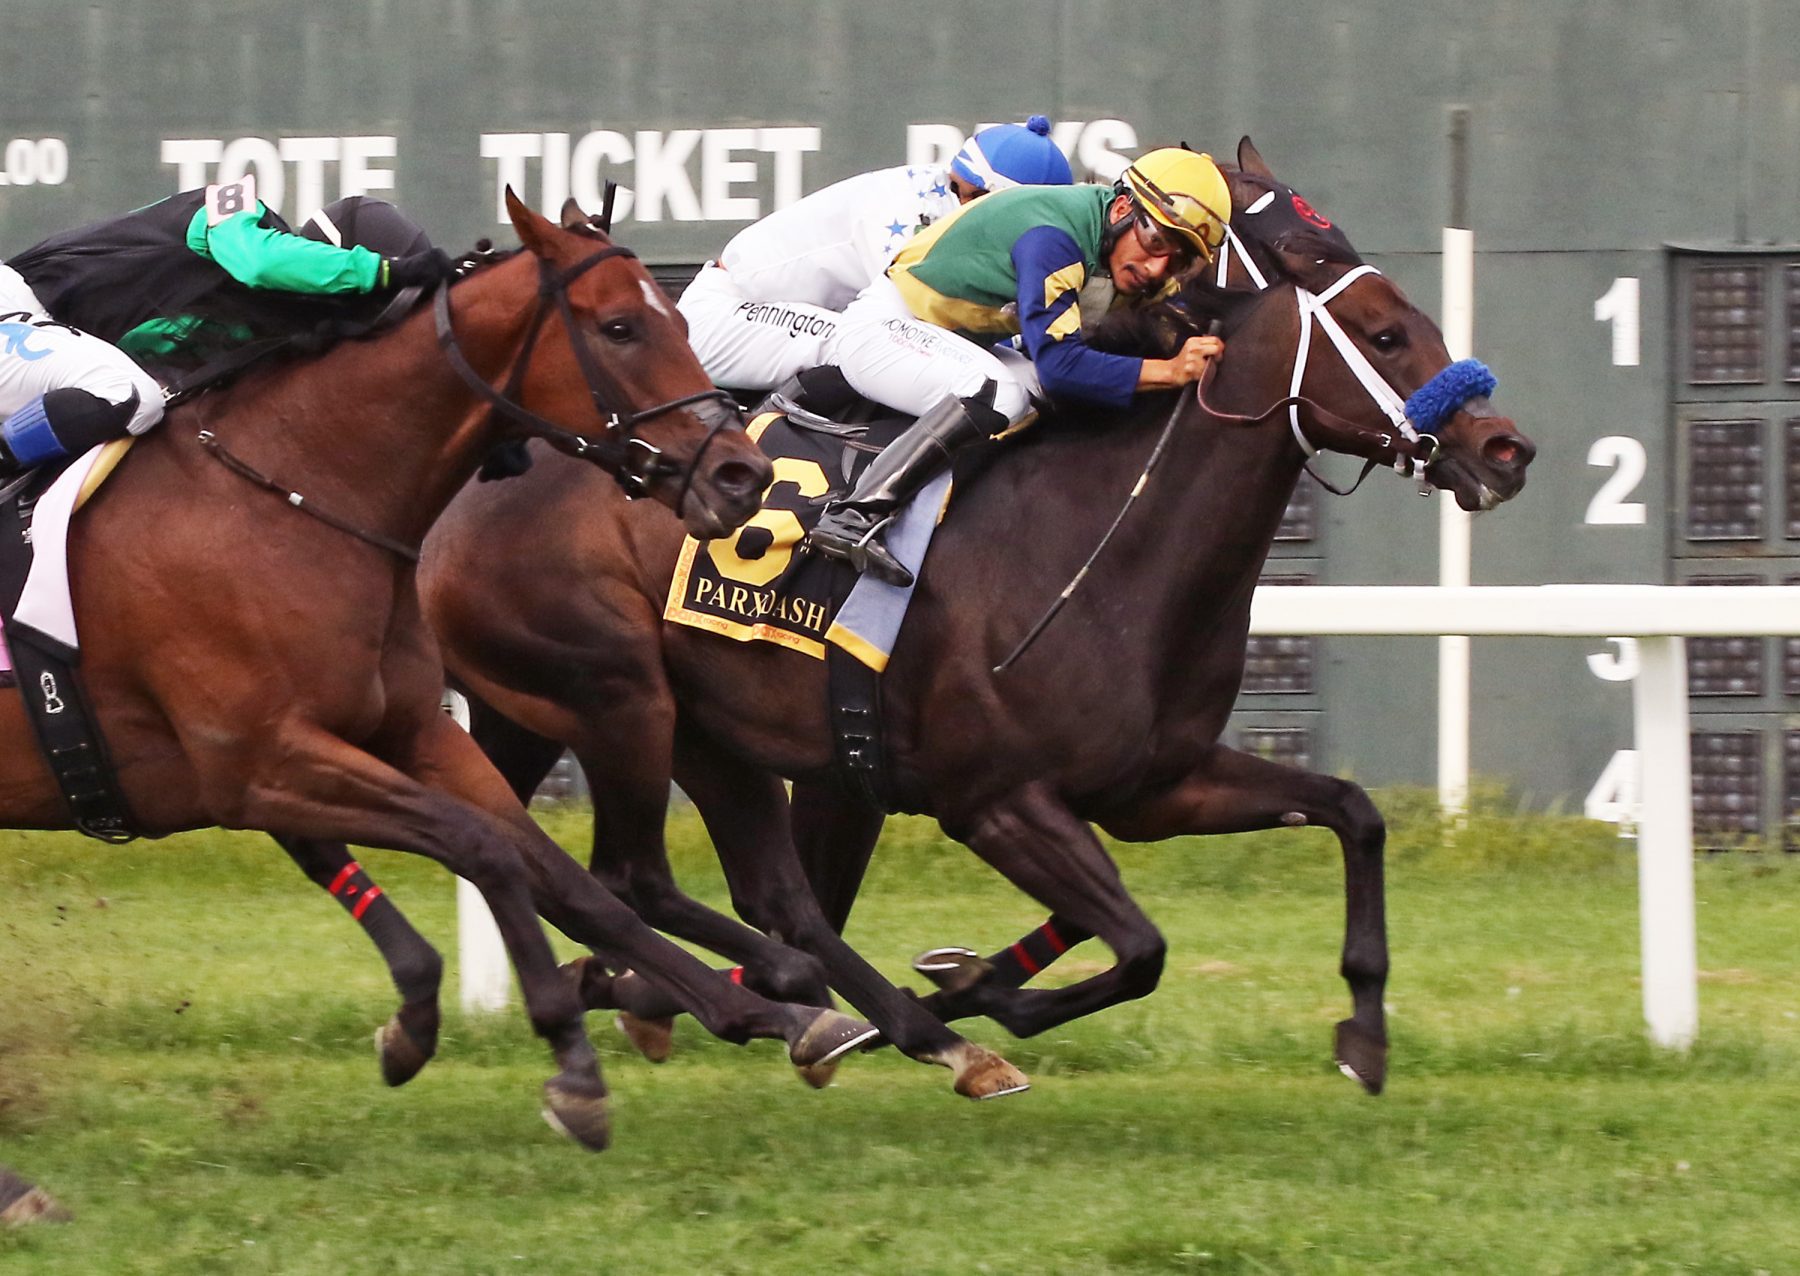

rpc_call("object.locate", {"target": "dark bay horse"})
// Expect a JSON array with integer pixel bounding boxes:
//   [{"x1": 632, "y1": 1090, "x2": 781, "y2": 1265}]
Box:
[
  {"x1": 302, "y1": 149, "x2": 1536, "y2": 1097},
  {"x1": 0, "y1": 190, "x2": 885, "y2": 1166}
]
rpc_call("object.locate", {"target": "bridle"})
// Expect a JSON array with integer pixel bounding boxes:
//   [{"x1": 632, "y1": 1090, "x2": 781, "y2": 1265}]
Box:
[
  {"x1": 435, "y1": 243, "x2": 744, "y2": 504},
  {"x1": 1197, "y1": 259, "x2": 1471, "y2": 492},
  {"x1": 197, "y1": 242, "x2": 747, "y2": 564},
  {"x1": 998, "y1": 226, "x2": 1494, "y2": 674}
]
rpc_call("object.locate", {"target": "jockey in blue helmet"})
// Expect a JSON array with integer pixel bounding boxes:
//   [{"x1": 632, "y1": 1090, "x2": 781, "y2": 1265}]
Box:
[
  {"x1": 678, "y1": 117, "x2": 1075, "y2": 396},
  {"x1": 947, "y1": 115, "x2": 1075, "y2": 199}
]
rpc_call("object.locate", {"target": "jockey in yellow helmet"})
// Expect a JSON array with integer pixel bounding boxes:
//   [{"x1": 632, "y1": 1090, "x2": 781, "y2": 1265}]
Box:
[{"x1": 807, "y1": 147, "x2": 1230, "y2": 585}]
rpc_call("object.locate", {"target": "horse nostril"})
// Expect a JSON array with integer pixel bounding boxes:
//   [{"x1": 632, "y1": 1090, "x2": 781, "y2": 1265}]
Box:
[
  {"x1": 712, "y1": 458, "x2": 772, "y2": 500},
  {"x1": 1484, "y1": 433, "x2": 1535, "y2": 470}
]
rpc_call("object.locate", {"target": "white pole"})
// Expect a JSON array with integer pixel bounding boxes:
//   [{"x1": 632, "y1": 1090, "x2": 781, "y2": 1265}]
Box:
[
  {"x1": 1630, "y1": 637, "x2": 1698, "y2": 1049},
  {"x1": 1438, "y1": 226, "x2": 1475, "y2": 813},
  {"x1": 442, "y1": 691, "x2": 513, "y2": 1013}
]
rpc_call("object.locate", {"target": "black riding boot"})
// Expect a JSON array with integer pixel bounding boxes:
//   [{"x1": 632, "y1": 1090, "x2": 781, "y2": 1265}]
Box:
[{"x1": 805, "y1": 392, "x2": 1005, "y2": 587}]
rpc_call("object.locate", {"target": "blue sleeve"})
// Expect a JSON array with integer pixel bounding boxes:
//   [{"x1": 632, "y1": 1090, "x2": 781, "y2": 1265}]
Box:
[{"x1": 1009, "y1": 224, "x2": 1142, "y2": 408}]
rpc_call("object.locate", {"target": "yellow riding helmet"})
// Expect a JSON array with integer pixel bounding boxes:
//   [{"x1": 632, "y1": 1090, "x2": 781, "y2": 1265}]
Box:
[{"x1": 1119, "y1": 148, "x2": 1231, "y2": 261}]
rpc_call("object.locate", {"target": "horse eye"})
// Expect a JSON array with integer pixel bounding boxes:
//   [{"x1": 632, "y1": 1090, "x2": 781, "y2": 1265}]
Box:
[
  {"x1": 1371, "y1": 328, "x2": 1406, "y2": 352},
  {"x1": 599, "y1": 319, "x2": 636, "y2": 344}
]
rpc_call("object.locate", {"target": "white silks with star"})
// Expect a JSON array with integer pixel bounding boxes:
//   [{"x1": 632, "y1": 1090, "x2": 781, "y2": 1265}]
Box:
[{"x1": 676, "y1": 164, "x2": 960, "y2": 393}]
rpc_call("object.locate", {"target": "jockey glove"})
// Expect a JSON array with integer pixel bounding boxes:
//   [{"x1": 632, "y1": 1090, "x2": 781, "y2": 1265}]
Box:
[{"x1": 383, "y1": 248, "x2": 455, "y2": 290}]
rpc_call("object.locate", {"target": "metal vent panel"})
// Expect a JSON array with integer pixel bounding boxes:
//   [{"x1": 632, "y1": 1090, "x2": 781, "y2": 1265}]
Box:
[
  {"x1": 1686, "y1": 574, "x2": 1764, "y2": 696},
  {"x1": 1685, "y1": 419, "x2": 1764, "y2": 542},
  {"x1": 1786, "y1": 730, "x2": 1800, "y2": 850},
  {"x1": 1691, "y1": 730, "x2": 1763, "y2": 846},
  {"x1": 1689, "y1": 263, "x2": 1764, "y2": 385},
  {"x1": 1275, "y1": 481, "x2": 1316, "y2": 542},
  {"x1": 1242, "y1": 574, "x2": 1316, "y2": 694},
  {"x1": 1234, "y1": 725, "x2": 1313, "y2": 772},
  {"x1": 1786, "y1": 264, "x2": 1800, "y2": 383}
]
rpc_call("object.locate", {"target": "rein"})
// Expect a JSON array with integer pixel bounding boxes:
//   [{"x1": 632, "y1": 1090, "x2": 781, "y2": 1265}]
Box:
[
  {"x1": 997, "y1": 262, "x2": 1481, "y2": 672},
  {"x1": 197, "y1": 428, "x2": 423, "y2": 562},
  {"x1": 993, "y1": 381, "x2": 1194, "y2": 673},
  {"x1": 1196, "y1": 264, "x2": 1445, "y2": 492},
  {"x1": 434, "y1": 243, "x2": 743, "y2": 502}
]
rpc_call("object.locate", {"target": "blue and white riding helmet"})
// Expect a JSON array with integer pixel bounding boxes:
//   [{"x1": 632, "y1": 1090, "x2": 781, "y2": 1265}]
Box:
[{"x1": 951, "y1": 115, "x2": 1074, "y2": 193}]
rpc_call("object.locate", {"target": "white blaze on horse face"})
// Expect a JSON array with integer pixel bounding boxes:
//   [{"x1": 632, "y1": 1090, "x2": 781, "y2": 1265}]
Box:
[{"x1": 639, "y1": 279, "x2": 675, "y2": 321}]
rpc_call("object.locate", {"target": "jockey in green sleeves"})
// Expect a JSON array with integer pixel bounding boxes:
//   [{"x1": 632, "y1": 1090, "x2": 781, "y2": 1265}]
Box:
[
  {"x1": 0, "y1": 179, "x2": 449, "y2": 478},
  {"x1": 807, "y1": 147, "x2": 1232, "y2": 585}
]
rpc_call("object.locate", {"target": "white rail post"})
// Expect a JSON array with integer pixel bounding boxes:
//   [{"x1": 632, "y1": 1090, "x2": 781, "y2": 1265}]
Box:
[
  {"x1": 1630, "y1": 636, "x2": 1698, "y2": 1049},
  {"x1": 442, "y1": 690, "x2": 513, "y2": 1013},
  {"x1": 1438, "y1": 224, "x2": 1475, "y2": 815}
]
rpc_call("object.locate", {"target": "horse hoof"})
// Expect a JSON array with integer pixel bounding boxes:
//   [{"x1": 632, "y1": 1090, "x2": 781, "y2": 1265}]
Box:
[
  {"x1": 1334, "y1": 1018, "x2": 1388, "y2": 1095},
  {"x1": 955, "y1": 1048, "x2": 1031, "y2": 1100},
  {"x1": 794, "y1": 1056, "x2": 841, "y2": 1090},
  {"x1": 563, "y1": 955, "x2": 614, "y2": 1011},
  {"x1": 375, "y1": 1016, "x2": 435, "y2": 1088},
  {"x1": 0, "y1": 1171, "x2": 71, "y2": 1226},
  {"x1": 615, "y1": 1011, "x2": 675, "y2": 1064},
  {"x1": 912, "y1": 946, "x2": 994, "y2": 994},
  {"x1": 541, "y1": 1076, "x2": 612, "y2": 1152},
  {"x1": 789, "y1": 1009, "x2": 879, "y2": 1071}
]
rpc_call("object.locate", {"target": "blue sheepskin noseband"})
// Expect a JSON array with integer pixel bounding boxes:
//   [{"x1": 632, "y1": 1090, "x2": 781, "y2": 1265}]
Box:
[{"x1": 1404, "y1": 359, "x2": 1497, "y2": 435}]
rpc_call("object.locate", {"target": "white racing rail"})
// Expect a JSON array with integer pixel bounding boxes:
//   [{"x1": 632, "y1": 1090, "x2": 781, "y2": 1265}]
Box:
[{"x1": 1250, "y1": 583, "x2": 1800, "y2": 1050}]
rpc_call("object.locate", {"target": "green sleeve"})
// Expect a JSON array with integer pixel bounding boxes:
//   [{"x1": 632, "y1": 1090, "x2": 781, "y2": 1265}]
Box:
[{"x1": 185, "y1": 204, "x2": 385, "y2": 294}]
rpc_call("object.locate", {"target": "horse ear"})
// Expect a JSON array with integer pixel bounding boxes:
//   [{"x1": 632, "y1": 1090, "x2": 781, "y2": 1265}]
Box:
[
  {"x1": 1237, "y1": 136, "x2": 1274, "y2": 180},
  {"x1": 559, "y1": 197, "x2": 589, "y2": 230},
  {"x1": 1271, "y1": 241, "x2": 1339, "y2": 293},
  {"x1": 506, "y1": 186, "x2": 557, "y2": 254},
  {"x1": 1223, "y1": 166, "x2": 1255, "y2": 213}
]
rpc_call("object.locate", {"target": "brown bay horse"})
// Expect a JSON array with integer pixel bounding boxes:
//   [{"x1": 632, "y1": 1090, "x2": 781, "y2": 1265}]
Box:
[
  {"x1": 0, "y1": 190, "x2": 890, "y2": 1170},
  {"x1": 300, "y1": 146, "x2": 1536, "y2": 1098}
]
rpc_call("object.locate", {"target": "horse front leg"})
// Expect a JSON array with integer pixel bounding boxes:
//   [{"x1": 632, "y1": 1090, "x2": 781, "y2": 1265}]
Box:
[
  {"x1": 263, "y1": 695, "x2": 563, "y2": 1088},
  {"x1": 218, "y1": 722, "x2": 615, "y2": 1150},
  {"x1": 675, "y1": 727, "x2": 1029, "y2": 1099},
  {"x1": 917, "y1": 784, "x2": 1169, "y2": 1040},
  {"x1": 463, "y1": 689, "x2": 567, "y2": 802},
  {"x1": 396, "y1": 715, "x2": 879, "y2": 1079},
  {"x1": 1100, "y1": 744, "x2": 1390, "y2": 1094},
  {"x1": 789, "y1": 777, "x2": 886, "y2": 935},
  {"x1": 274, "y1": 836, "x2": 443, "y2": 1087},
  {"x1": 585, "y1": 711, "x2": 836, "y2": 1010}
]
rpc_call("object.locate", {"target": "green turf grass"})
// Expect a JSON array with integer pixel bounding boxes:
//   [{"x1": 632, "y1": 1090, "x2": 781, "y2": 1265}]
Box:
[{"x1": 3, "y1": 793, "x2": 1798, "y2": 1273}]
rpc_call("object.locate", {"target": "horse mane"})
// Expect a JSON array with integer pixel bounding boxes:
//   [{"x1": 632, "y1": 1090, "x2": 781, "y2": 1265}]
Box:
[
  {"x1": 1086, "y1": 265, "x2": 1277, "y2": 362},
  {"x1": 995, "y1": 273, "x2": 1268, "y2": 454}
]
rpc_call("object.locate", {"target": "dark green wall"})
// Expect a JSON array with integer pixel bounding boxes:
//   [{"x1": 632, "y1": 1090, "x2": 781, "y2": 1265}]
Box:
[{"x1": 4, "y1": 0, "x2": 1797, "y2": 812}]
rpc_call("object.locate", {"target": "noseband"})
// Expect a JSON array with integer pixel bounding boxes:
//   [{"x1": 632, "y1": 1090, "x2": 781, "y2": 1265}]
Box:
[
  {"x1": 1198, "y1": 262, "x2": 1500, "y2": 486},
  {"x1": 435, "y1": 243, "x2": 744, "y2": 501}
]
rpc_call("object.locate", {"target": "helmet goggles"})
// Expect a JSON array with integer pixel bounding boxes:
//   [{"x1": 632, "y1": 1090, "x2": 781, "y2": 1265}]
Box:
[{"x1": 1127, "y1": 167, "x2": 1228, "y2": 265}]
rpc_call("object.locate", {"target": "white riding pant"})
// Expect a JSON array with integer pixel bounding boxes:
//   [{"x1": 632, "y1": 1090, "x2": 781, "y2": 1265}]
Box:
[
  {"x1": 828, "y1": 276, "x2": 1035, "y2": 420},
  {"x1": 0, "y1": 263, "x2": 165, "y2": 434},
  {"x1": 677, "y1": 263, "x2": 844, "y2": 393}
]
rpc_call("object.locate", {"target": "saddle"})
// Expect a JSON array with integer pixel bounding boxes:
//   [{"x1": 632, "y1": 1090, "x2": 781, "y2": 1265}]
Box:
[{"x1": 667, "y1": 367, "x2": 948, "y2": 807}]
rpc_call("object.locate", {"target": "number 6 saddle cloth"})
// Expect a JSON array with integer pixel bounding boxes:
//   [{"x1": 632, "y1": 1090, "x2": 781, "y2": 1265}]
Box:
[{"x1": 663, "y1": 407, "x2": 953, "y2": 673}]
